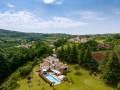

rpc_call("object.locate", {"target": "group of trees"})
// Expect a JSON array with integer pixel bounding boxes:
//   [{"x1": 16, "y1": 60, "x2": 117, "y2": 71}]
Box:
[
  {"x1": 57, "y1": 42, "x2": 98, "y2": 70},
  {"x1": 78, "y1": 40, "x2": 98, "y2": 51},
  {"x1": 105, "y1": 34, "x2": 120, "y2": 47},
  {"x1": 54, "y1": 38, "x2": 68, "y2": 47},
  {"x1": 57, "y1": 41, "x2": 120, "y2": 86},
  {"x1": 99, "y1": 51, "x2": 120, "y2": 85},
  {"x1": 0, "y1": 41, "x2": 53, "y2": 84}
]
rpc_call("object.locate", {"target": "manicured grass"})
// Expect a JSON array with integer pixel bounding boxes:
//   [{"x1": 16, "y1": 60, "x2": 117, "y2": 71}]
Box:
[
  {"x1": 15, "y1": 64, "x2": 116, "y2": 90},
  {"x1": 96, "y1": 40, "x2": 105, "y2": 43}
]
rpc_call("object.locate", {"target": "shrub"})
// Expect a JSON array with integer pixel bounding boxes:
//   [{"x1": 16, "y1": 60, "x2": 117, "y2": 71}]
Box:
[
  {"x1": 94, "y1": 72, "x2": 97, "y2": 76},
  {"x1": 89, "y1": 72, "x2": 92, "y2": 75},
  {"x1": 27, "y1": 75, "x2": 31, "y2": 80},
  {"x1": 89, "y1": 70, "x2": 93, "y2": 75}
]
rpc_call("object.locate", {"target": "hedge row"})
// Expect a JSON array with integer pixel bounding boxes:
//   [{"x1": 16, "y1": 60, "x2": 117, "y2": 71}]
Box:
[{"x1": 39, "y1": 72, "x2": 52, "y2": 86}]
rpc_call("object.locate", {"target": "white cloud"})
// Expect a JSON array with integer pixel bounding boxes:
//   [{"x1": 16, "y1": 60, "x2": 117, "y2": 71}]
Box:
[
  {"x1": 42, "y1": 0, "x2": 63, "y2": 4},
  {"x1": 0, "y1": 11, "x2": 87, "y2": 31},
  {"x1": 71, "y1": 11, "x2": 107, "y2": 20},
  {"x1": 7, "y1": 4, "x2": 15, "y2": 8},
  {"x1": 42, "y1": 0, "x2": 55, "y2": 3}
]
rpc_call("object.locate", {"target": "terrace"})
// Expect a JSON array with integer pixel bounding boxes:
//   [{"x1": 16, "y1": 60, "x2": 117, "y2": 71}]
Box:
[{"x1": 39, "y1": 55, "x2": 70, "y2": 85}]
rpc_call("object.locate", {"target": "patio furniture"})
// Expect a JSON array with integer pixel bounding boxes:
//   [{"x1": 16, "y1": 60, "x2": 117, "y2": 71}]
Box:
[{"x1": 58, "y1": 75, "x2": 65, "y2": 81}]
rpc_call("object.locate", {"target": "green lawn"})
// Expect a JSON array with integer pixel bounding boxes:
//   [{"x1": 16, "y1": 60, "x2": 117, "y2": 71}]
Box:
[
  {"x1": 96, "y1": 40, "x2": 105, "y2": 43},
  {"x1": 15, "y1": 64, "x2": 116, "y2": 90}
]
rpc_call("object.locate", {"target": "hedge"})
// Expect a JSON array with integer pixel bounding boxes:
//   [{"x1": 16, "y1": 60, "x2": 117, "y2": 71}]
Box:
[{"x1": 38, "y1": 72, "x2": 52, "y2": 86}]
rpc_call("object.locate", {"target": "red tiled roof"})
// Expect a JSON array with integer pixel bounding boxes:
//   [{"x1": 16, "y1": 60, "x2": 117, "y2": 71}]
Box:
[
  {"x1": 46, "y1": 56, "x2": 57, "y2": 61},
  {"x1": 41, "y1": 61, "x2": 51, "y2": 66},
  {"x1": 97, "y1": 43, "x2": 109, "y2": 48},
  {"x1": 55, "y1": 62, "x2": 63, "y2": 67},
  {"x1": 55, "y1": 62, "x2": 69, "y2": 69},
  {"x1": 60, "y1": 64, "x2": 69, "y2": 69}
]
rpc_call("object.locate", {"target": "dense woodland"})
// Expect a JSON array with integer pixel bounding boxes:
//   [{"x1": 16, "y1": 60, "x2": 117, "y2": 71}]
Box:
[{"x1": 0, "y1": 29, "x2": 120, "y2": 89}]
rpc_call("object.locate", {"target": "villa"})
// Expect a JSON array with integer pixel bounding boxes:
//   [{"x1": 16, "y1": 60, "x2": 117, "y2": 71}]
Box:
[
  {"x1": 39, "y1": 54, "x2": 70, "y2": 85},
  {"x1": 40, "y1": 54, "x2": 70, "y2": 75}
]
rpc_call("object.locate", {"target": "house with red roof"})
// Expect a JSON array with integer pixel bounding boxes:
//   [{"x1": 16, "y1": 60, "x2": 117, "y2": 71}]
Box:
[
  {"x1": 40, "y1": 54, "x2": 69, "y2": 73},
  {"x1": 97, "y1": 43, "x2": 109, "y2": 48}
]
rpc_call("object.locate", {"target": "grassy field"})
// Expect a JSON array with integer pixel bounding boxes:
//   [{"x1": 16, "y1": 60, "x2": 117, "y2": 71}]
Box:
[
  {"x1": 96, "y1": 40, "x2": 105, "y2": 43},
  {"x1": 15, "y1": 64, "x2": 116, "y2": 90}
]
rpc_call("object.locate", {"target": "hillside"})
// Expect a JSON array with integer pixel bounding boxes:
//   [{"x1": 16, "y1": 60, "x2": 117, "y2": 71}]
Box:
[{"x1": 0, "y1": 29, "x2": 70, "y2": 48}]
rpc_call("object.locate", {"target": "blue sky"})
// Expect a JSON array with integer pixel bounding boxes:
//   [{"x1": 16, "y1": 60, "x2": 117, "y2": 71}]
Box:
[{"x1": 0, "y1": 0, "x2": 120, "y2": 34}]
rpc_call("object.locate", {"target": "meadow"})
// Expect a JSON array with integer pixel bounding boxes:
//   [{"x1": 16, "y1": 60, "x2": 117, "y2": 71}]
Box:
[{"x1": 15, "y1": 64, "x2": 115, "y2": 90}]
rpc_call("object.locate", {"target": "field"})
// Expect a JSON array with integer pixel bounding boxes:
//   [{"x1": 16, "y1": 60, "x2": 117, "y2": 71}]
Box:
[
  {"x1": 15, "y1": 64, "x2": 116, "y2": 90},
  {"x1": 92, "y1": 53, "x2": 104, "y2": 61},
  {"x1": 96, "y1": 40, "x2": 105, "y2": 43}
]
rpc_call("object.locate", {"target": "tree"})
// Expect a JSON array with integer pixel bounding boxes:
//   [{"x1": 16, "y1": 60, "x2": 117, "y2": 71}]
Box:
[
  {"x1": 70, "y1": 43, "x2": 78, "y2": 63},
  {"x1": 10, "y1": 54, "x2": 21, "y2": 71},
  {"x1": 0, "y1": 53, "x2": 8, "y2": 82},
  {"x1": 83, "y1": 46, "x2": 92, "y2": 67},
  {"x1": 113, "y1": 34, "x2": 120, "y2": 39},
  {"x1": 78, "y1": 45, "x2": 85, "y2": 66},
  {"x1": 85, "y1": 40, "x2": 98, "y2": 51},
  {"x1": 102, "y1": 51, "x2": 120, "y2": 85},
  {"x1": 66, "y1": 42, "x2": 71, "y2": 63},
  {"x1": 88, "y1": 57, "x2": 98, "y2": 70},
  {"x1": 99, "y1": 52, "x2": 109, "y2": 73},
  {"x1": 57, "y1": 44, "x2": 65, "y2": 61}
]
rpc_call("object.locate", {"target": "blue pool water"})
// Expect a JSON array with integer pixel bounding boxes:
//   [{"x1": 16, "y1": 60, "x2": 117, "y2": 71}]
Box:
[{"x1": 44, "y1": 74, "x2": 60, "y2": 83}]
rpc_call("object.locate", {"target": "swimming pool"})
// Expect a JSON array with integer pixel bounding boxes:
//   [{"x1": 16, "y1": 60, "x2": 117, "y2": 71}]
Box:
[{"x1": 44, "y1": 74, "x2": 60, "y2": 83}]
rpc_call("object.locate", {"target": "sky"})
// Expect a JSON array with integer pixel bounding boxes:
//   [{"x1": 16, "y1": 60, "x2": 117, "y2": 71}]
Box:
[{"x1": 0, "y1": 0, "x2": 120, "y2": 35}]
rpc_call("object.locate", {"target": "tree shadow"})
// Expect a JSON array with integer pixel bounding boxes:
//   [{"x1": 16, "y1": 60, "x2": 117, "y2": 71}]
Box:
[
  {"x1": 104, "y1": 82, "x2": 117, "y2": 89},
  {"x1": 74, "y1": 72, "x2": 82, "y2": 76},
  {"x1": 53, "y1": 88, "x2": 57, "y2": 90}
]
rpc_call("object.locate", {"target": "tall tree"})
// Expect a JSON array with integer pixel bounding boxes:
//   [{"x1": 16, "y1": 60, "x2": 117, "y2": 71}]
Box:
[
  {"x1": 88, "y1": 57, "x2": 98, "y2": 70},
  {"x1": 70, "y1": 43, "x2": 78, "y2": 63},
  {"x1": 99, "y1": 52, "x2": 109, "y2": 73},
  {"x1": 57, "y1": 44, "x2": 65, "y2": 61},
  {"x1": 83, "y1": 46, "x2": 92, "y2": 67},
  {"x1": 78, "y1": 45, "x2": 85, "y2": 66},
  {"x1": 66, "y1": 42, "x2": 71, "y2": 63},
  {"x1": 102, "y1": 51, "x2": 120, "y2": 85}
]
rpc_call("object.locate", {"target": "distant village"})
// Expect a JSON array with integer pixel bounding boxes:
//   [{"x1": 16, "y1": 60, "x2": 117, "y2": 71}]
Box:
[
  {"x1": 69, "y1": 36, "x2": 109, "y2": 49},
  {"x1": 69, "y1": 36, "x2": 93, "y2": 43}
]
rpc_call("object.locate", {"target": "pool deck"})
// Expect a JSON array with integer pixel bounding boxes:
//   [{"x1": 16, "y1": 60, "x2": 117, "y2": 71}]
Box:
[{"x1": 48, "y1": 72, "x2": 61, "y2": 85}]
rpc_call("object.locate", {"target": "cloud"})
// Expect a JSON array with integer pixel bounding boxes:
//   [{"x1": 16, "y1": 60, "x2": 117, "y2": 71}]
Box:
[
  {"x1": 42, "y1": 0, "x2": 63, "y2": 4},
  {"x1": 7, "y1": 4, "x2": 15, "y2": 8},
  {"x1": 0, "y1": 11, "x2": 87, "y2": 31},
  {"x1": 71, "y1": 11, "x2": 107, "y2": 20},
  {"x1": 42, "y1": 0, "x2": 55, "y2": 3}
]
